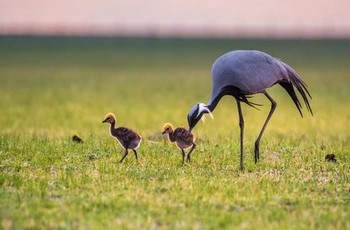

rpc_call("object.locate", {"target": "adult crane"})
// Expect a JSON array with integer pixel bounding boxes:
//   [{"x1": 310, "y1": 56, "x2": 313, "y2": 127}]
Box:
[{"x1": 187, "y1": 50, "x2": 313, "y2": 170}]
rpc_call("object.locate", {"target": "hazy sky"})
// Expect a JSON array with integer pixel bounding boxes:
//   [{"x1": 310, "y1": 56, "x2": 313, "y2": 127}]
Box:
[{"x1": 1, "y1": 0, "x2": 350, "y2": 38}]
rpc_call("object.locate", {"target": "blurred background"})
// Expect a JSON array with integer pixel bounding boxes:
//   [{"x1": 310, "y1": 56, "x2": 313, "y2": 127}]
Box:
[
  {"x1": 0, "y1": 0, "x2": 349, "y2": 139},
  {"x1": 1, "y1": 0, "x2": 350, "y2": 38}
]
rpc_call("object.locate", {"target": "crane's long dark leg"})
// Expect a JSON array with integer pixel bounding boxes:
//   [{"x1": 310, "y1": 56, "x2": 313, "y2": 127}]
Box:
[
  {"x1": 119, "y1": 149, "x2": 129, "y2": 163},
  {"x1": 181, "y1": 149, "x2": 186, "y2": 164},
  {"x1": 254, "y1": 91, "x2": 277, "y2": 163},
  {"x1": 237, "y1": 100, "x2": 245, "y2": 171},
  {"x1": 186, "y1": 143, "x2": 196, "y2": 163},
  {"x1": 132, "y1": 149, "x2": 138, "y2": 160}
]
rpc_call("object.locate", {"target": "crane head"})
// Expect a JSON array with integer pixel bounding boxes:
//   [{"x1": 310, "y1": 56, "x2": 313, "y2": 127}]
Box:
[{"x1": 187, "y1": 103, "x2": 213, "y2": 132}]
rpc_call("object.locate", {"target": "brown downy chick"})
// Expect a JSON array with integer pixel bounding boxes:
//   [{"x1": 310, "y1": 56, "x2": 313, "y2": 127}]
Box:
[
  {"x1": 162, "y1": 123, "x2": 196, "y2": 164},
  {"x1": 102, "y1": 113, "x2": 142, "y2": 163}
]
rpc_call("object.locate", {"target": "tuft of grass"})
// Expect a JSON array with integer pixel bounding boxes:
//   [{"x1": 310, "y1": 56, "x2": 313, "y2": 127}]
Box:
[{"x1": 0, "y1": 37, "x2": 349, "y2": 229}]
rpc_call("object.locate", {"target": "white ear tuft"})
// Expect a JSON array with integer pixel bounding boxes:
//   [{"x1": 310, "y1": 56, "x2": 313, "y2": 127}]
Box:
[
  {"x1": 207, "y1": 110, "x2": 214, "y2": 120},
  {"x1": 201, "y1": 115, "x2": 206, "y2": 123},
  {"x1": 198, "y1": 103, "x2": 214, "y2": 120}
]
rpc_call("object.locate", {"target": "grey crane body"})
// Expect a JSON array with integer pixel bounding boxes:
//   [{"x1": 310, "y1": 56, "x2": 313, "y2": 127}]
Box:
[
  {"x1": 210, "y1": 50, "x2": 285, "y2": 99},
  {"x1": 187, "y1": 50, "x2": 312, "y2": 170}
]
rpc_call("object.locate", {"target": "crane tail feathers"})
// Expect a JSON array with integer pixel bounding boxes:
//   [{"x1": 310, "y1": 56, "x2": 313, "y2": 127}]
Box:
[
  {"x1": 280, "y1": 63, "x2": 313, "y2": 116},
  {"x1": 279, "y1": 82, "x2": 304, "y2": 117}
]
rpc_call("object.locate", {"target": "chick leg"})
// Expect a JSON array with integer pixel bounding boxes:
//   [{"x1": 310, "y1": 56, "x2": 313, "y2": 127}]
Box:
[
  {"x1": 133, "y1": 149, "x2": 138, "y2": 160},
  {"x1": 181, "y1": 149, "x2": 186, "y2": 164},
  {"x1": 186, "y1": 143, "x2": 196, "y2": 163},
  {"x1": 119, "y1": 149, "x2": 129, "y2": 163}
]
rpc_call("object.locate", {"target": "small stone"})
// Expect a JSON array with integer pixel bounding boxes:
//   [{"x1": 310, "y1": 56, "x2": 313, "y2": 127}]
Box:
[
  {"x1": 325, "y1": 153, "x2": 337, "y2": 163},
  {"x1": 72, "y1": 135, "x2": 83, "y2": 143}
]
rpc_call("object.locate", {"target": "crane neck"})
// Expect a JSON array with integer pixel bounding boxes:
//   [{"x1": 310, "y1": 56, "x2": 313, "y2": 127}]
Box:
[
  {"x1": 207, "y1": 92, "x2": 223, "y2": 113},
  {"x1": 207, "y1": 85, "x2": 242, "y2": 112}
]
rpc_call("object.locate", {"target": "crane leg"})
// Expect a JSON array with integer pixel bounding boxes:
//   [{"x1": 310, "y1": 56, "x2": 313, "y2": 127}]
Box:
[
  {"x1": 133, "y1": 149, "x2": 138, "y2": 160},
  {"x1": 186, "y1": 143, "x2": 196, "y2": 163},
  {"x1": 254, "y1": 91, "x2": 277, "y2": 163},
  {"x1": 119, "y1": 149, "x2": 129, "y2": 163},
  {"x1": 237, "y1": 100, "x2": 245, "y2": 171}
]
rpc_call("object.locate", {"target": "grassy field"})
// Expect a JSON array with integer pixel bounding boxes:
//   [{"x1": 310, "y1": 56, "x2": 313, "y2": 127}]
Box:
[{"x1": 0, "y1": 37, "x2": 349, "y2": 229}]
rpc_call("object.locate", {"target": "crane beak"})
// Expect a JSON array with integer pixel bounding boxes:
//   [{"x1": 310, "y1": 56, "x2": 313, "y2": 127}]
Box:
[
  {"x1": 102, "y1": 118, "x2": 108, "y2": 123},
  {"x1": 188, "y1": 102, "x2": 212, "y2": 132},
  {"x1": 161, "y1": 131, "x2": 166, "y2": 135}
]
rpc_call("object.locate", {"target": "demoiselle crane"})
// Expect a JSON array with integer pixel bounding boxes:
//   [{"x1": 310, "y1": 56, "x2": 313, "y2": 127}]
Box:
[{"x1": 187, "y1": 50, "x2": 312, "y2": 170}]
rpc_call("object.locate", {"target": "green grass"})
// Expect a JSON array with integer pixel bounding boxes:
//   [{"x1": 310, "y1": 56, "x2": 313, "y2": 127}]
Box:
[{"x1": 0, "y1": 37, "x2": 349, "y2": 229}]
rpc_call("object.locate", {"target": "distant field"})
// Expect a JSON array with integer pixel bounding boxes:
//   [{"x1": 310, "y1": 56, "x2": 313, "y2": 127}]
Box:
[{"x1": 0, "y1": 37, "x2": 349, "y2": 229}]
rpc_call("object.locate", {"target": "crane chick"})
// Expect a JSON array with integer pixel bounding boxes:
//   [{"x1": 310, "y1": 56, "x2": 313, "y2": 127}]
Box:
[
  {"x1": 162, "y1": 123, "x2": 196, "y2": 164},
  {"x1": 102, "y1": 113, "x2": 142, "y2": 163}
]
